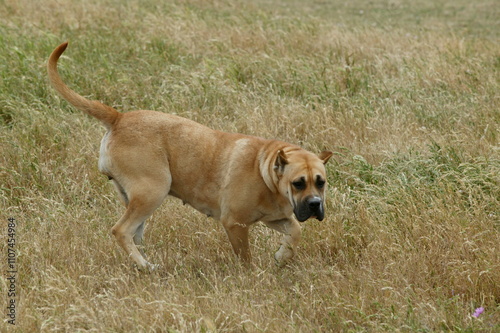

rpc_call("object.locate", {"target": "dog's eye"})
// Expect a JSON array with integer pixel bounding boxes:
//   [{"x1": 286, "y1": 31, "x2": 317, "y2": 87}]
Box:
[
  {"x1": 292, "y1": 179, "x2": 306, "y2": 190},
  {"x1": 316, "y1": 179, "x2": 326, "y2": 189}
]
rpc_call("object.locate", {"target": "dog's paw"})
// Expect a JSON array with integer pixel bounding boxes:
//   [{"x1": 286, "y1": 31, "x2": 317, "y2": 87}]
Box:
[
  {"x1": 134, "y1": 261, "x2": 160, "y2": 272},
  {"x1": 146, "y1": 262, "x2": 160, "y2": 272},
  {"x1": 274, "y1": 245, "x2": 295, "y2": 267}
]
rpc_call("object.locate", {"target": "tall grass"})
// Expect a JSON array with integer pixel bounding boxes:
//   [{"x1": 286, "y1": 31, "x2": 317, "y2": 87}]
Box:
[{"x1": 1, "y1": 0, "x2": 499, "y2": 331}]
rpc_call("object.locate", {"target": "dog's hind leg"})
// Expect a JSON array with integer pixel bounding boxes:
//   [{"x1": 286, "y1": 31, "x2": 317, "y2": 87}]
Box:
[
  {"x1": 111, "y1": 182, "x2": 168, "y2": 270},
  {"x1": 133, "y1": 221, "x2": 146, "y2": 257},
  {"x1": 111, "y1": 179, "x2": 146, "y2": 256},
  {"x1": 263, "y1": 218, "x2": 301, "y2": 267},
  {"x1": 111, "y1": 179, "x2": 129, "y2": 206}
]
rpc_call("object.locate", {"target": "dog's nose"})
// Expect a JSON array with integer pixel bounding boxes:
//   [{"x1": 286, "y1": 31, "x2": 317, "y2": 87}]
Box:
[{"x1": 308, "y1": 197, "x2": 322, "y2": 210}]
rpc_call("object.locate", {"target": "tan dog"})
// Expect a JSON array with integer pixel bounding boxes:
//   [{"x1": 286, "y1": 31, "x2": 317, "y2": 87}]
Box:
[{"x1": 48, "y1": 42, "x2": 333, "y2": 269}]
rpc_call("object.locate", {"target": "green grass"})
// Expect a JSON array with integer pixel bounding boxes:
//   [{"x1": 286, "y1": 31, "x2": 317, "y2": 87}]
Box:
[{"x1": 1, "y1": 0, "x2": 499, "y2": 331}]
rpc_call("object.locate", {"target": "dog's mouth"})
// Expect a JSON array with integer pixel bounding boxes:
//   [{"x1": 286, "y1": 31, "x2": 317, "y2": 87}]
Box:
[{"x1": 294, "y1": 196, "x2": 324, "y2": 222}]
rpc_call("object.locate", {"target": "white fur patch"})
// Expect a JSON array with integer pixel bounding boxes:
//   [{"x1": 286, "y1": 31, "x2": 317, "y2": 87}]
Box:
[{"x1": 98, "y1": 131, "x2": 112, "y2": 174}]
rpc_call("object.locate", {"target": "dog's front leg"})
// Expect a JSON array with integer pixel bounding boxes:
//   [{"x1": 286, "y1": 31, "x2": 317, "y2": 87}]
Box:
[
  {"x1": 222, "y1": 218, "x2": 251, "y2": 263},
  {"x1": 263, "y1": 218, "x2": 301, "y2": 266}
]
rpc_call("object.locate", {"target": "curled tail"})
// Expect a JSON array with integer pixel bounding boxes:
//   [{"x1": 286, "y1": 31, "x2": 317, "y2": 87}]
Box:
[{"x1": 47, "y1": 42, "x2": 119, "y2": 129}]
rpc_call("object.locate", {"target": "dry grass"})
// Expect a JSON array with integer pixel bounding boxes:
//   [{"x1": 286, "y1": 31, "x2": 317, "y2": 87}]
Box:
[{"x1": 1, "y1": 0, "x2": 499, "y2": 331}]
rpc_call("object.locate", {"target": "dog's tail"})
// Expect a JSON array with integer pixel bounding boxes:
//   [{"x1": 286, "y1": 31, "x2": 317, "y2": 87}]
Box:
[{"x1": 47, "y1": 42, "x2": 119, "y2": 129}]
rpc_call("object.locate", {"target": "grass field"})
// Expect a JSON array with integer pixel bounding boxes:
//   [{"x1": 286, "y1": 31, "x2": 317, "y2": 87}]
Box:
[{"x1": 1, "y1": 0, "x2": 499, "y2": 331}]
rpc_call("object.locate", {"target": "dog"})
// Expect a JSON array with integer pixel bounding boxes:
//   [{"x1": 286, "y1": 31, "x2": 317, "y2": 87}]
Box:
[{"x1": 47, "y1": 42, "x2": 333, "y2": 270}]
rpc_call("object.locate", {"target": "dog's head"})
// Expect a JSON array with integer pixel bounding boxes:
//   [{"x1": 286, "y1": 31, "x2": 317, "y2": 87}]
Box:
[{"x1": 275, "y1": 149, "x2": 333, "y2": 222}]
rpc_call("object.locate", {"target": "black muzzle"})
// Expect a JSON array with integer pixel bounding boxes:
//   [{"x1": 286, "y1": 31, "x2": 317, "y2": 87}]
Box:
[{"x1": 294, "y1": 196, "x2": 324, "y2": 222}]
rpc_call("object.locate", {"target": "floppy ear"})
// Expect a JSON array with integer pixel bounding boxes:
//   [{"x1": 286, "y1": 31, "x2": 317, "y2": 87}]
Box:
[
  {"x1": 318, "y1": 151, "x2": 333, "y2": 164},
  {"x1": 274, "y1": 150, "x2": 288, "y2": 175}
]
